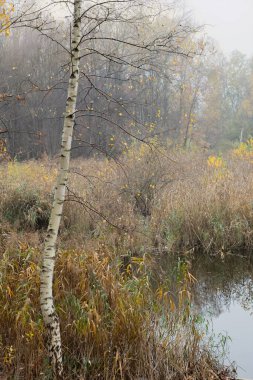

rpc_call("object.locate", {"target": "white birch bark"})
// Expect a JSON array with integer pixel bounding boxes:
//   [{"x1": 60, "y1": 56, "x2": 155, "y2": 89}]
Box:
[{"x1": 40, "y1": 1, "x2": 82, "y2": 378}]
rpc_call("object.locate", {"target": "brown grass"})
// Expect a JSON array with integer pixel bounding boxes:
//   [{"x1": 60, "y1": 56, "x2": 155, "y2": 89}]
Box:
[
  {"x1": 0, "y1": 145, "x2": 247, "y2": 379},
  {"x1": 63, "y1": 147, "x2": 253, "y2": 257},
  {"x1": 0, "y1": 243, "x2": 230, "y2": 379}
]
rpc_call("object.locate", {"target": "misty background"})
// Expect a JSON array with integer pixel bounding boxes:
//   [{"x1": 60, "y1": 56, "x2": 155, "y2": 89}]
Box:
[{"x1": 1, "y1": 0, "x2": 253, "y2": 159}]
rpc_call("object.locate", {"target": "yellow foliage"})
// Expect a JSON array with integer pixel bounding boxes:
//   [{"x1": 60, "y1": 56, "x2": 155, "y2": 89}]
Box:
[
  {"x1": 207, "y1": 155, "x2": 229, "y2": 181},
  {"x1": 125, "y1": 137, "x2": 161, "y2": 162},
  {"x1": 207, "y1": 155, "x2": 225, "y2": 169},
  {"x1": 0, "y1": 0, "x2": 14, "y2": 36},
  {"x1": 3, "y1": 345, "x2": 15, "y2": 365},
  {"x1": 156, "y1": 109, "x2": 161, "y2": 118},
  {"x1": 0, "y1": 161, "x2": 58, "y2": 192},
  {"x1": 233, "y1": 138, "x2": 253, "y2": 162}
]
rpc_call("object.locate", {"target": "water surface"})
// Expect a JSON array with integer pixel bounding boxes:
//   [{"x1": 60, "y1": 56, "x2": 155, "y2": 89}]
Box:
[
  {"x1": 191, "y1": 255, "x2": 253, "y2": 379},
  {"x1": 212, "y1": 302, "x2": 253, "y2": 378}
]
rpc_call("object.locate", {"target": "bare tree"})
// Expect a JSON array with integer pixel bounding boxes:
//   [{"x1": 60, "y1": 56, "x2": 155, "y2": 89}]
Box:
[
  {"x1": 2, "y1": 1, "x2": 200, "y2": 377},
  {"x1": 40, "y1": 0, "x2": 82, "y2": 377}
]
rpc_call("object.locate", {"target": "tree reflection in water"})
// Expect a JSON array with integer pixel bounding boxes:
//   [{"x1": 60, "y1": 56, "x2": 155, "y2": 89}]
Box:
[{"x1": 191, "y1": 255, "x2": 253, "y2": 317}]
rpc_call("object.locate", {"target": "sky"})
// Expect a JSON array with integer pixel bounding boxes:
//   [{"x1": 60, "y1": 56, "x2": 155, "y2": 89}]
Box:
[{"x1": 184, "y1": 0, "x2": 253, "y2": 56}]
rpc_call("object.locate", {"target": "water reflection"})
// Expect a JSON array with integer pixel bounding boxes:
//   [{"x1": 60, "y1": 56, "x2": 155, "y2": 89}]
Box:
[
  {"x1": 212, "y1": 302, "x2": 253, "y2": 378},
  {"x1": 191, "y1": 255, "x2": 253, "y2": 378}
]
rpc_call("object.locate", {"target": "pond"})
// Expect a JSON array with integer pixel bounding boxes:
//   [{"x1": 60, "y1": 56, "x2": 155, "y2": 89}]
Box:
[{"x1": 191, "y1": 255, "x2": 253, "y2": 379}]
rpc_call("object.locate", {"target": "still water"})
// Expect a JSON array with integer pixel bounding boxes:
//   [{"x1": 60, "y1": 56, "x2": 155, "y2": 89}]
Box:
[
  {"x1": 192, "y1": 255, "x2": 253, "y2": 379},
  {"x1": 212, "y1": 302, "x2": 253, "y2": 378}
]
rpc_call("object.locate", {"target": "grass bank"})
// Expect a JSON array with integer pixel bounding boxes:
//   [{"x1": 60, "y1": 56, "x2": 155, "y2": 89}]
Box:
[
  {"x1": 0, "y1": 243, "x2": 232, "y2": 379},
  {"x1": 1, "y1": 143, "x2": 249, "y2": 378},
  {"x1": 1, "y1": 143, "x2": 253, "y2": 257}
]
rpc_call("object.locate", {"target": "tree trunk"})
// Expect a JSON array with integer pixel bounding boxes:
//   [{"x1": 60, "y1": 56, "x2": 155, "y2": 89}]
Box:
[
  {"x1": 40, "y1": 1, "x2": 82, "y2": 378},
  {"x1": 240, "y1": 127, "x2": 244, "y2": 143}
]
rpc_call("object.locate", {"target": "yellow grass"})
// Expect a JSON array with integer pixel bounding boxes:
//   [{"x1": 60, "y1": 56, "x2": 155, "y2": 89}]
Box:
[{"x1": 0, "y1": 144, "x2": 248, "y2": 378}]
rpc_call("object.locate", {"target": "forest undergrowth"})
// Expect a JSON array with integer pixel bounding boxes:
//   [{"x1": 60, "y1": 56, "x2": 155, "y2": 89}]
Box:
[{"x1": 1, "y1": 141, "x2": 250, "y2": 379}]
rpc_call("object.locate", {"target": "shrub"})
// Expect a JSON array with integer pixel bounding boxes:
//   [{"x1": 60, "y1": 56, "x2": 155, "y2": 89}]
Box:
[
  {"x1": 119, "y1": 142, "x2": 180, "y2": 217},
  {"x1": 1, "y1": 186, "x2": 51, "y2": 230}
]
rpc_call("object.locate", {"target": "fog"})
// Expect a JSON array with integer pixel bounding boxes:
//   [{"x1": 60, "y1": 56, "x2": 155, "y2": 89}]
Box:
[
  {"x1": 185, "y1": 0, "x2": 253, "y2": 55},
  {"x1": 1, "y1": 0, "x2": 253, "y2": 159}
]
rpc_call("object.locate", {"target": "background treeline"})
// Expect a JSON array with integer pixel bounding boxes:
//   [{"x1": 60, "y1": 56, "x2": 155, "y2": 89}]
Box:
[{"x1": 1, "y1": 3, "x2": 253, "y2": 160}]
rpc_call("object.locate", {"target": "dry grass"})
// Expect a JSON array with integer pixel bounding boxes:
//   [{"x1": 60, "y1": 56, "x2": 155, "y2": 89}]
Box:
[
  {"x1": 0, "y1": 242, "x2": 229, "y2": 379},
  {"x1": 1, "y1": 146, "x2": 253, "y2": 256},
  {"x1": 1, "y1": 146, "x2": 253, "y2": 254},
  {"x1": 65, "y1": 147, "x2": 253, "y2": 257},
  {"x1": 151, "y1": 155, "x2": 253, "y2": 255},
  {"x1": 0, "y1": 144, "x2": 249, "y2": 378}
]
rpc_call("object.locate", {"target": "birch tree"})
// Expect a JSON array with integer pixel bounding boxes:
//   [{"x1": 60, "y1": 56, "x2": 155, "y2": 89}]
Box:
[
  {"x1": 18, "y1": 1, "x2": 198, "y2": 377},
  {"x1": 40, "y1": 0, "x2": 82, "y2": 378}
]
